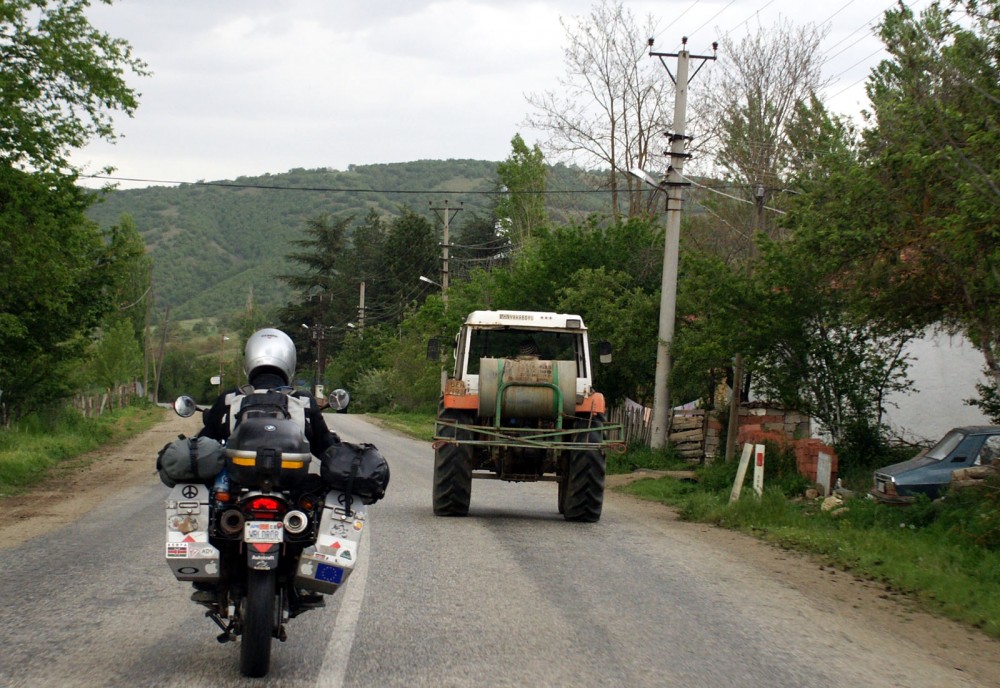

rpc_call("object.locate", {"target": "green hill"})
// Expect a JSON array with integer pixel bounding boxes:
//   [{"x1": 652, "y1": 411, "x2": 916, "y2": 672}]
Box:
[{"x1": 85, "y1": 160, "x2": 609, "y2": 319}]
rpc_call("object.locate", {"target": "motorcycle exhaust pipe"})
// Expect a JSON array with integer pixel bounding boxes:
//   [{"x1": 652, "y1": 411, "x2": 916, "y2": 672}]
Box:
[
  {"x1": 283, "y1": 510, "x2": 309, "y2": 535},
  {"x1": 219, "y1": 509, "x2": 245, "y2": 536}
]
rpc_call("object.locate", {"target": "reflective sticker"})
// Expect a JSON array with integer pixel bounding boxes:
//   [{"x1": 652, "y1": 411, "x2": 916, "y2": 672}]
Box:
[
  {"x1": 353, "y1": 520, "x2": 364, "y2": 531},
  {"x1": 339, "y1": 550, "x2": 352, "y2": 561}
]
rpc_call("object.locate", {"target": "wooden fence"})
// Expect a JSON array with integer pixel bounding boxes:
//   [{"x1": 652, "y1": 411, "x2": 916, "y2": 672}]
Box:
[
  {"x1": 71, "y1": 381, "x2": 144, "y2": 418},
  {"x1": 607, "y1": 404, "x2": 708, "y2": 462}
]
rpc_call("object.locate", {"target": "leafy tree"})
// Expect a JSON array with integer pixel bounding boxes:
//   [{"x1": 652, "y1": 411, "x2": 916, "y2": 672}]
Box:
[
  {"x1": 376, "y1": 207, "x2": 439, "y2": 324},
  {"x1": 491, "y1": 216, "x2": 663, "y2": 313},
  {"x1": 0, "y1": 0, "x2": 148, "y2": 174},
  {"x1": 101, "y1": 214, "x2": 151, "y2": 344},
  {"x1": 0, "y1": 169, "x2": 113, "y2": 422},
  {"x1": 746, "y1": 237, "x2": 916, "y2": 445},
  {"x1": 86, "y1": 318, "x2": 143, "y2": 390},
  {"x1": 450, "y1": 211, "x2": 510, "y2": 280},
  {"x1": 556, "y1": 267, "x2": 658, "y2": 406},
  {"x1": 858, "y1": 0, "x2": 1000, "y2": 409},
  {"x1": 495, "y1": 134, "x2": 548, "y2": 247}
]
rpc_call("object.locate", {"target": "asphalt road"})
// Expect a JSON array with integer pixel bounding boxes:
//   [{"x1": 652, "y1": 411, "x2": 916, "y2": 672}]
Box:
[{"x1": 0, "y1": 413, "x2": 992, "y2": 687}]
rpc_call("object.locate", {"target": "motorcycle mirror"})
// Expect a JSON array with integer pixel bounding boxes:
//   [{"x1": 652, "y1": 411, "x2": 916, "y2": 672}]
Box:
[
  {"x1": 327, "y1": 388, "x2": 351, "y2": 412},
  {"x1": 173, "y1": 395, "x2": 198, "y2": 418}
]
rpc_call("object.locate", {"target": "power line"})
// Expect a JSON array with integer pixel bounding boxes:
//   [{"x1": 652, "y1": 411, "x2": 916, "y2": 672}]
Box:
[
  {"x1": 687, "y1": 0, "x2": 737, "y2": 43},
  {"x1": 680, "y1": 172, "x2": 787, "y2": 215},
  {"x1": 83, "y1": 173, "x2": 615, "y2": 196}
]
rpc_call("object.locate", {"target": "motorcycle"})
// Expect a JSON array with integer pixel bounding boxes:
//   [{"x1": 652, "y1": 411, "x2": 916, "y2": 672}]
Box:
[{"x1": 163, "y1": 389, "x2": 369, "y2": 678}]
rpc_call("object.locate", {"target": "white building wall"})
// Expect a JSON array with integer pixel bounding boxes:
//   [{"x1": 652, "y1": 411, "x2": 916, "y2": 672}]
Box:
[{"x1": 884, "y1": 330, "x2": 990, "y2": 442}]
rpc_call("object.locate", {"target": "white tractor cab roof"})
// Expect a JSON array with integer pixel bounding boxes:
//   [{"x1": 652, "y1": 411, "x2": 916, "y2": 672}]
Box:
[
  {"x1": 456, "y1": 310, "x2": 594, "y2": 397},
  {"x1": 463, "y1": 310, "x2": 587, "y2": 330}
]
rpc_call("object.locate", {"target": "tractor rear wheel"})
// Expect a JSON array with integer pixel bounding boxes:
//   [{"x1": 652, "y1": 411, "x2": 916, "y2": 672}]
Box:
[{"x1": 562, "y1": 414, "x2": 605, "y2": 522}]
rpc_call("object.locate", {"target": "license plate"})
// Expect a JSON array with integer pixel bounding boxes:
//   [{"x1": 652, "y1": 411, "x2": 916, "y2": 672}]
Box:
[{"x1": 245, "y1": 521, "x2": 284, "y2": 543}]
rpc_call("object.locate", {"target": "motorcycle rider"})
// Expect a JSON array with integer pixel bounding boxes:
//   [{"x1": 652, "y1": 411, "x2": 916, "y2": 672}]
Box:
[
  {"x1": 199, "y1": 327, "x2": 340, "y2": 455},
  {"x1": 192, "y1": 327, "x2": 339, "y2": 605}
]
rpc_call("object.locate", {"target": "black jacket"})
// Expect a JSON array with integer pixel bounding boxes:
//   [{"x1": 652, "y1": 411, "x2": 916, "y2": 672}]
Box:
[{"x1": 199, "y1": 382, "x2": 339, "y2": 458}]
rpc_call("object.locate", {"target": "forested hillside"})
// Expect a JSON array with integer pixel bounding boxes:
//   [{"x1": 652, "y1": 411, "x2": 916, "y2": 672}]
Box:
[{"x1": 85, "y1": 160, "x2": 608, "y2": 319}]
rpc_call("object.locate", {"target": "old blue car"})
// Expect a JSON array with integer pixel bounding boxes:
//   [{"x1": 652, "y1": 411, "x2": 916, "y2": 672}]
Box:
[{"x1": 870, "y1": 426, "x2": 1000, "y2": 503}]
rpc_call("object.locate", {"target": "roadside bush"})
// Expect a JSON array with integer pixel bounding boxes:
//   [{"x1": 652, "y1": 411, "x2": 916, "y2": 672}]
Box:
[
  {"x1": 352, "y1": 368, "x2": 398, "y2": 412},
  {"x1": 934, "y1": 477, "x2": 1000, "y2": 550}
]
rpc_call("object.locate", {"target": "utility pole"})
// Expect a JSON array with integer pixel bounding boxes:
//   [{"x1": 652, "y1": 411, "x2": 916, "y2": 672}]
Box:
[
  {"x1": 646, "y1": 36, "x2": 716, "y2": 450},
  {"x1": 358, "y1": 280, "x2": 366, "y2": 334},
  {"x1": 429, "y1": 200, "x2": 462, "y2": 304}
]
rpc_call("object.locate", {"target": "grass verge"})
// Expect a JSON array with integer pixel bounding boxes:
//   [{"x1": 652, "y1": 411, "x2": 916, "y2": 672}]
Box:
[
  {"x1": 367, "y1": 411, "x2": 436, "y2": 442},
  {"x1": 0, "y1": 403, "x2": 165, "y2": 496}
]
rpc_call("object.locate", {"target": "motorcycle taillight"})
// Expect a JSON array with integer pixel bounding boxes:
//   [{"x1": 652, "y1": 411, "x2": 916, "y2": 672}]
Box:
[{"x1": 242, "y1": 496, "x2": 288, "y2": 521}]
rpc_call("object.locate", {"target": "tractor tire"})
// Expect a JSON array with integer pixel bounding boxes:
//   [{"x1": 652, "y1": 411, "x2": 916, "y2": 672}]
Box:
[
  {"x1": 433, "y1": 412, "x2": 474, "y2": 516},
  {"x1": 562, "y1": 414, "x2": 606, "y2": 522}
]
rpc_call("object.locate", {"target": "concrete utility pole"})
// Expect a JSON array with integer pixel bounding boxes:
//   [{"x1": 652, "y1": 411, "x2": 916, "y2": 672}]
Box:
[
  {"x1": 646, "y1": 36, "x2": 717, "y2": 450},
  {"x1": 358, "y1": 280, "x2": 366, "y2": 333},
  {"x1": 429, "y1": 200, "x2": 462, "y2": 304}
]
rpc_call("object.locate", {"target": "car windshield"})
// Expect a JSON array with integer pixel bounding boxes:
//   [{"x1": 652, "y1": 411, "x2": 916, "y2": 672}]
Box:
[{"x1": 925, "y1": 430, "x2": 965, "y2": 460}]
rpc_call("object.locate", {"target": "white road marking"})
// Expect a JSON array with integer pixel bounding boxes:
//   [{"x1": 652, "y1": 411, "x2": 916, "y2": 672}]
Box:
[{"x1": 315, "y1": 522, "x2": 370, "y2": 688}]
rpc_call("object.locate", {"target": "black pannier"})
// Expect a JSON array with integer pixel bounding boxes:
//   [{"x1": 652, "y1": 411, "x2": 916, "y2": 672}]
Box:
[
  {"x1": 226, "y1": 416, "x2": 312, "y2": 488},
  {"x1": 320, "y1": 442, "x2": 390, "y2": 504},
  {"x1": 157, "y1": 435, "x2": 225, "y2": 487}
]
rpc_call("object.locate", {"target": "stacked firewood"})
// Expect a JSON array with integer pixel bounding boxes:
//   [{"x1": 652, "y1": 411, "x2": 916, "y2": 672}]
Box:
[{"x1": 951, "y1": 461, "x2": 1000, "y2": 489}]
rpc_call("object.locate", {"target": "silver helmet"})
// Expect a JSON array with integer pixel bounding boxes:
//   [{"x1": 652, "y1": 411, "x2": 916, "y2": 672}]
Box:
[{"x1": 243, "y1": 328, "x2": 296, "y2": 385}]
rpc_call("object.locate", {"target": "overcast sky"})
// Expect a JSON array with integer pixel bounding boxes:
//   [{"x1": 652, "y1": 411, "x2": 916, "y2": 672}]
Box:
[{"x1": 72, "y1": 0, "x2": 928, "y2": 190}]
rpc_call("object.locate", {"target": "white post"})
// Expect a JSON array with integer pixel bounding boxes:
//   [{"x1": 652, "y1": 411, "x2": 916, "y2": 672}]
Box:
[
  {"x1": 752, "y1": 444, "x2": 765, "y2": 496},
  {"x1": 817, "y1": 451, "x2": 832, "y2": 496},
  {"x1": 729, "y1": 443, "x2": 754, "y2": 503}
]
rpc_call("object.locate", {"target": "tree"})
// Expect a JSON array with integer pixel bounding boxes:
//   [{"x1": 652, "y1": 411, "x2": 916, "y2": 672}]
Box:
[
  {"x1": 87, "y1": 318, "x2": 142, "y2": 391},
  {"x1": 697, "y1": 19, "x2": 829, "y2": 260},
  {"x1": 494, "y1": 134, "x2": 548, "y2": 248},
  {"x1": 859, "y1": 0, "x2": 1000, "y2": 409},
  {"x1": 450, "y1": 211, "x2": 510, "y2": 280},
  {"x1": 101, "y1": 214, "x2": 151, "y2": 345},
  {"x1": 524, "y1": 0, "x2": 667, "y2": 217},
  {"x1": 746, "y1": 238, "x2": 916, "y2": 445},
  {"x1": 277, "y1": 214, "x2": 355, "y2": 367},
  {"x1": 377, "y1": 207, "x2": 439, "y2": 324},
  {"x1": 556, "y1": 267, "x2": 658, "y2": 406},
  {"x1": 0, "y1": 0, "x2": 148, "y2": 174}
]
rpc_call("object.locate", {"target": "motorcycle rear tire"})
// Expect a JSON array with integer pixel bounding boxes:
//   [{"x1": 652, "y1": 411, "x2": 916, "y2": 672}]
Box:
[{"x1": 240, "y1": 569, "x2": 276, "y2": 678}]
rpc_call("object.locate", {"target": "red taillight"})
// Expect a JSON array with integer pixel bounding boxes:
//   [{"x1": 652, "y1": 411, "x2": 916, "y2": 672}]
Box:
[{"x1": 243, "y1": 496, "x2": 287, "y2": 520}]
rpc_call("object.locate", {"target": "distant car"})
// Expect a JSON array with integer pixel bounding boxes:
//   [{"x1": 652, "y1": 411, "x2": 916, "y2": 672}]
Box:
[{"x1": 870, "y1": 426, "x2": 1000, "y2": 504}]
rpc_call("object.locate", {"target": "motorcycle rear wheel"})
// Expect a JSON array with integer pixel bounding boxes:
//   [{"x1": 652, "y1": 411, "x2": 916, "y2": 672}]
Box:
[{"x1": 240, "y1": 569, "x2": 276, "y2": 677}]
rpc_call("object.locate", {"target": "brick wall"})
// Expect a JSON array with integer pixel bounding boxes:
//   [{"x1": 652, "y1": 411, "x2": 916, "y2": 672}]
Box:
[{"x1": 706, "y1": 406, "x2": 838, "y2": 485}]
